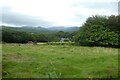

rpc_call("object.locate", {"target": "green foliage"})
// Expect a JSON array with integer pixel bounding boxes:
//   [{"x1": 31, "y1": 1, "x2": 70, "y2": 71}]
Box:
[
  {"x1": 55, "y1": 31, "x2": 77, "y2": 42},
  {"x1": 2, "y1": 28, "x2": 77, "y2": 43},
  {"x1": 75, "y1": 15, "x2": 119, "y2": 47},
  {"x1": 2, "y1": 28, "x2": 49, "y2": 43}
]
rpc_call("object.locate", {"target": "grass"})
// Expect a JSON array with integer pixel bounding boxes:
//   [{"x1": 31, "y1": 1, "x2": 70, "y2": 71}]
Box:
[
  {"x1": 0, "y1": 43, "x2": 2, "y2": 79},
  {"x1": 2, "y1": 43, "x2": 118, "y2": 78}
]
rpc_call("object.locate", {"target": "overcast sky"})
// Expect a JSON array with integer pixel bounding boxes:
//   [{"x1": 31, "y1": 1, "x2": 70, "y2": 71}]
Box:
[{"x1": 0, "y1": 0, "x2": 119, "y2": 27}]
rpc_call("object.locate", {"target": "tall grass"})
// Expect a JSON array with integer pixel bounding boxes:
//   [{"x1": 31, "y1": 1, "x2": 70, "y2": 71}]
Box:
[{"x1": 2, "y1": 43, "x2": 118, "y2": 78}]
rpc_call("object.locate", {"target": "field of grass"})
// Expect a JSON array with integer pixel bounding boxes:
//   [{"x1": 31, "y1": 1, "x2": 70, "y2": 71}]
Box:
[
  {"x1": 0, "y1": 44, "x2": 2, "y2": 79},
  {"x1": 2, "y1": 43, "x2": 118, "y2": 78}
]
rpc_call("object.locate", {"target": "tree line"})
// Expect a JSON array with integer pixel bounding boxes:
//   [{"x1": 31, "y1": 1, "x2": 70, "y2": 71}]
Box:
[{"x1": 2, "y1": 28, "x2": 76, "y2": 43}]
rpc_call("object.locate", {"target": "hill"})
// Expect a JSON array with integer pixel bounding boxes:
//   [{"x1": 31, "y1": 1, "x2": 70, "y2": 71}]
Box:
[
  {"x1": 47, "y1": 26, "x2": 79, "y2": 32},
  {"x1": 1, "y1": 25, "x2": 79, "y2": 34}
]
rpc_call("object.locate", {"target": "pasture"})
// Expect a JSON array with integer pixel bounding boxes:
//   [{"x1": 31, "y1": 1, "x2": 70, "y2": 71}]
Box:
[{"x1": 2, "y1": 43, "x2": 118, "y2": 78}]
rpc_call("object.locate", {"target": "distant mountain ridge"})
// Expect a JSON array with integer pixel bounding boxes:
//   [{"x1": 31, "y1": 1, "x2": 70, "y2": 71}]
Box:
[
  {"x1": 47, "y1": 26, "x2": 79, "y2": 32},
  {"x1": 2, "y1": 25, "x2": 80, "y2": 34}
]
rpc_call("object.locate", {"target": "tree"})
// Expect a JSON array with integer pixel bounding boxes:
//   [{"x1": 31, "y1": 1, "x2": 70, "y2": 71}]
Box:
[{"x1": 75, "y1": 15, "x2": 119, "y2": 47}]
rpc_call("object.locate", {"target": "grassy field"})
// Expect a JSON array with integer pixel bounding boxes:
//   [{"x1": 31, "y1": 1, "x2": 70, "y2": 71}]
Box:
[
  {"x1": 2, "y1": 43, "x2": 118, "y2": 78},
  {"x1": 0, "y1": 44, "x2": 2, "y2": 79}
]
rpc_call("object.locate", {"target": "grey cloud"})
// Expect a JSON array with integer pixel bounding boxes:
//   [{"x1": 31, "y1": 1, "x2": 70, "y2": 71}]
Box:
[
  {"x1": 72, "y1": 2, "x2": 118, "y2": 12},
  {"x1": 1, "y1": 6, "x2": 52, "y2": 27},
  {"x1": 70, "y1": 15, "x2": 86, "y2": 23},
  {"x1": 83, "y1": 2, "x2": 116, "y2": 9}
]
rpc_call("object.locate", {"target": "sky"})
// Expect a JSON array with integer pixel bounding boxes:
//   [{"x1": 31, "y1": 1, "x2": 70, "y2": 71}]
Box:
[{"x1": 0, "y1": 0, "x2": 119, "y2": 27}]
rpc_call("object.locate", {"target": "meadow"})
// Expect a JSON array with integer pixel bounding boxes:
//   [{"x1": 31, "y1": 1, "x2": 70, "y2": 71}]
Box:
[{"x1": 2, "y1": 43, "x2": 118, "y2": 78}]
